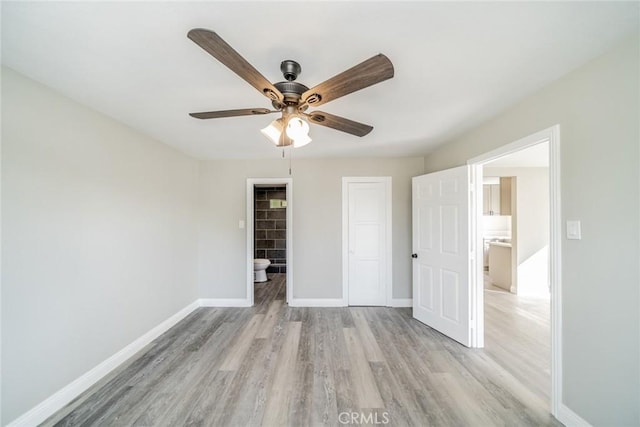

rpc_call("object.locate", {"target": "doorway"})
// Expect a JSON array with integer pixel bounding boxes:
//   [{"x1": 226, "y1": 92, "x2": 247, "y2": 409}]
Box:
[
  {"x1": 468, "y1": 125, "x2": 561, "y2": 416},
  {"x1": 246, "y1": 178, "x2": 293, "y2": 306},
  {"x1": 480, "y1": 142, "x2": 551, "y2": 406},
  {"x1": 410, "y1": 125, "x2": 561, "y2": 416}
]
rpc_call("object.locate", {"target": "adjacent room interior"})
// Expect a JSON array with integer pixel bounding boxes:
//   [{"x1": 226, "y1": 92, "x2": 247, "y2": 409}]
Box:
[
  {"x1": 253, "y1": 184, "x2": 288, "y2": 305},
  {"x1": 481, "y1": 142, "x2": 552, "y2": 406},
  {"x1": 2, "y1": 2, "x2": 638, "y2": 427}
]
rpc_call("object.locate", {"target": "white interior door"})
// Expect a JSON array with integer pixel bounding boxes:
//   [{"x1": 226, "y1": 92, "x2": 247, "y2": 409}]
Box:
[
  {"x1": 412, "y1": 166, "x2": 471, "y2": 346},
  {"x1": 345, "y1": 179, "x2": 390, "y2": 306}
]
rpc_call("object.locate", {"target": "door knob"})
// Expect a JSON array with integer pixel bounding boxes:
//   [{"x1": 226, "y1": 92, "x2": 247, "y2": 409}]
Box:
[{"x1": 411, "y1": 253, "x2": 418, "y2": 259}]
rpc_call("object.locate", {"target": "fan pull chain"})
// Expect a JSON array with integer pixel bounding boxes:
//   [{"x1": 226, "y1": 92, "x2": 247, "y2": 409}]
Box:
[{"x1": 289, "y1": 147, "x2": 293, "y2": 176}]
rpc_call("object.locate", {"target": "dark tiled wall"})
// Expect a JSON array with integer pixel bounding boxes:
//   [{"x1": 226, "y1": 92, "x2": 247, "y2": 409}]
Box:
[{"x1": 254, "y1": 187, "x2": 287, "y2": 274}]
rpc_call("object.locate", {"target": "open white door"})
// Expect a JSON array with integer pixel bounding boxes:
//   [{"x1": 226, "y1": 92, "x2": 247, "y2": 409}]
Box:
[{"x1": 412, "y1": 165, "x2": 471, "y2": 346}]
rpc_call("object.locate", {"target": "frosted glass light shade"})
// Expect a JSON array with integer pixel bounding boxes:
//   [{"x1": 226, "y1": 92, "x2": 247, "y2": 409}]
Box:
[
  {"x1": 286, "y1": 117, "x2": 312, "y2": 147},
  {"x1": 292, "y1": 134, "x2": 312, "y2": 147},
  {"x1": 285, "y1": 117, "x2": 309, "y2": 138},
  {"x1": 260, "y1": 119, "x2": 284, "y2": 145},
  {"x1": 261, "y1": 116, "x2": 311, "y2": 147}
]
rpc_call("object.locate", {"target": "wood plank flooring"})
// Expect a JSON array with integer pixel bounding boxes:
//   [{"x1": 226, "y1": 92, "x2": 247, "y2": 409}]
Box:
[
  {"x1": 43, "y1": 275, "x2": 559, "y2": 426},
  {"x1": 484, "y1": 288, "x2": 551, "y2": 402}
]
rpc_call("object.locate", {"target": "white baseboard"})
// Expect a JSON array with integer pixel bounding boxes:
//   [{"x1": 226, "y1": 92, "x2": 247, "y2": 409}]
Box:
[
  {"x1": 7, "y1": 300, "x2": 200, "y2": 427},
  {"x1": 289, "y1": 298, "x2": 347, "y2": 307},
  {"x1": 557, "y1": 404, "x2": 592, "y2": 427},
  {"x1": 199, "y1": 298, "x2": 251, "y2": 307},
  {"x1": 390, "y1": 298, "x2": 413, "y2": 307}
]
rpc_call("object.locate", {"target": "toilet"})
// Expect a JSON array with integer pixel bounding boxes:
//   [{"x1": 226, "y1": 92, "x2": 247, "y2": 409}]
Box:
[{"x1": 253, "y1": 259, "x2": 271, "y2": 282}]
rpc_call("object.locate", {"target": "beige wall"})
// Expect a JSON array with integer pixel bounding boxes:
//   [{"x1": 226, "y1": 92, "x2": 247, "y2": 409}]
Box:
[
  {"x1": 1, "y1": 68, "x2": 201, "y2": 424},
  {"x1": 425, "y1": 36, "x2": 639, "y2": 425},
  {"x1": 198, "y1": 157, "x2": 424, "y2": 301}
]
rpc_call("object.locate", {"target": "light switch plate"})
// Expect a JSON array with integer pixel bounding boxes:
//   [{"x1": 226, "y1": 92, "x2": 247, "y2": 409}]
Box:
[
  {"x1": 239, "y1": 220, "x2": 245, "y2": 229},
  {"x1": 566, "y1": 220, "x2": 581, "y2": 240}
]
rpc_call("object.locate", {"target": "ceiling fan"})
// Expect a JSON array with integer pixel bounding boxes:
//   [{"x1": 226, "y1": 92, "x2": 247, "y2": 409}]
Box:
[{"x1": 187, "y1": 29, "x2": 394, "y2": 147}]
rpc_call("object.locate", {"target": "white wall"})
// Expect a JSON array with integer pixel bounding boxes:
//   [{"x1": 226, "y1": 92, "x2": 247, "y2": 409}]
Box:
[
  {"x1": 482, "y1": 215, "x2": 511, "y2": 238},
  {"x1": 198, "y1": 157, "x2": 424, "y2": 301},
  {"x1": 424, "y1": 36, "x2": 639, "y2": 425},
  {"x1": 1, "y1": 68, "x2": 201, "y2": 424}
]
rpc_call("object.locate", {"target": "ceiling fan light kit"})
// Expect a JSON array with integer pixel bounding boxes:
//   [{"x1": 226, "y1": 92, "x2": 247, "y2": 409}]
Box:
[
  {"x1": 260, "y1": 119, "x2": 284, "y2": 145},
  {"x1": 187, "y1": 28, "x2": 394, "y2": 148},
  {"x1": 285, "y1": 116, "x2": 312, "y2": 147}
]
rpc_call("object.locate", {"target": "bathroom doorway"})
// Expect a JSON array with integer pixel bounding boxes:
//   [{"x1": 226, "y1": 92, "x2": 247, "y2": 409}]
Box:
[{"x1": 246, "y1": 178, "x2": 293, "y2": 306}]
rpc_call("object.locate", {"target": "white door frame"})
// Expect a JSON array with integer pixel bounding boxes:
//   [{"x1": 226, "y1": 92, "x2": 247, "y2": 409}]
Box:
[
  {"x1": 246, "y1": 178, "x2": 293, "y2": 306},
  {"x1": 468, "y1": 124, "x2": 561, "y2": 417},
  {"x1": 342, "y1": 177, "x2": 393, "y2": 306}
]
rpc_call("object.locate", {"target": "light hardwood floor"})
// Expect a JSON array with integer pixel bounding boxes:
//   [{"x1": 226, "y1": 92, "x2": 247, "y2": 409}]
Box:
[
  {"x1": 44, "y1": 275, "x2": 559, "y2": 426},
  {"x1": 484, "y1": 288, "x2": 551, "y2": 403}
]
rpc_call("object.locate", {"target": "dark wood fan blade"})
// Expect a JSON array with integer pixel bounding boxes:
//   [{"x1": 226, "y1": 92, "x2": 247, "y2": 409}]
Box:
[
  {"x1": 305, "y1": 111, "x2": 373, "y2": 137},
  {"x1": 188, "y1": 29, "x2": 284, "y2": 103},
  {"x1": 189, "y1": 108, "x2": 275, "y2": 119},
  {"x1": 300, "y1": 54, "x2": 394, "y2": 107}
]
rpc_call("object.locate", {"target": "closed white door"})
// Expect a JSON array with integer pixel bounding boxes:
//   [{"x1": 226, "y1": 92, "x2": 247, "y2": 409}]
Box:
[
  {"x1": 344, "y1": 178, "x2": 390, "y2": 306},
  {"x1": 412, "y1": 166, "x2": 471, "y2": 346}
]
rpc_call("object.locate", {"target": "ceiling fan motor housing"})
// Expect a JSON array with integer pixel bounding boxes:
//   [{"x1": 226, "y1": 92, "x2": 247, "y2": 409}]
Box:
[
  {"x1": 277, "y1": 60, "x2": 321, "y2": 106},
  {"x1": 273, "y1": 80, "x2": 309, "y2": 109}
]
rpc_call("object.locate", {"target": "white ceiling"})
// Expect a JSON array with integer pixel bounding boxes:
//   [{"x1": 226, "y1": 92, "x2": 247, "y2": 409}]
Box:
[{"x1": 2, "y1": 1, "x2": 638, "y2": 159}]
